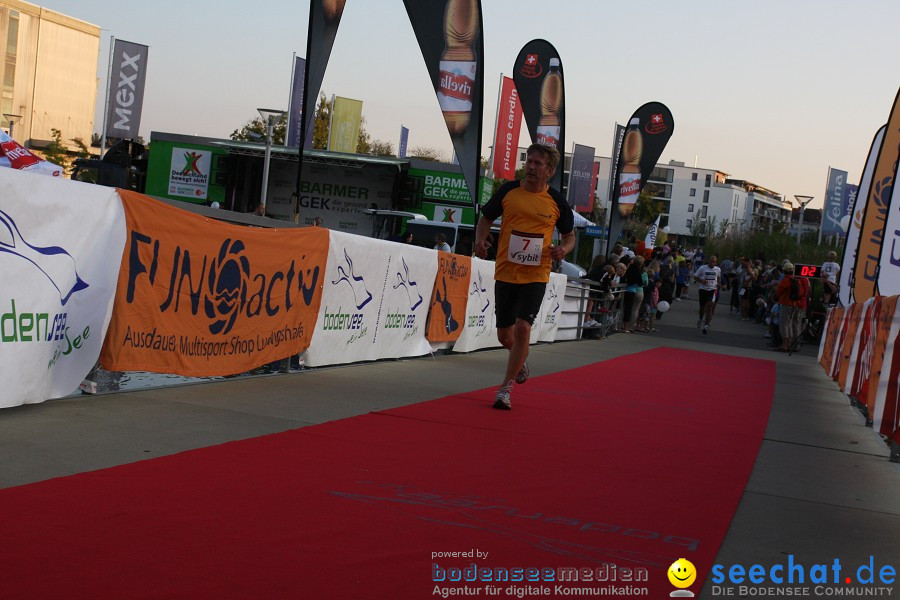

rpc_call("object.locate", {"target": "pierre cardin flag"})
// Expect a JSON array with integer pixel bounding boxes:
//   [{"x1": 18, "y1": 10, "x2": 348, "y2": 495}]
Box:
[
  {"x1": 513, "y1": 40, "x2": 565, "y2": 192},
  {"x1": 853, "y1": 88, "x2": 899, "y2": 302},
  {"x1": 491, "y1": 75, "x2": 523, "y2": 181},
  {"x1": 608, "y1": 103, "x2": 675, "y2": 248},
  {"x1": 403, "y1": 0, "x2": 485, "y2": 215}
]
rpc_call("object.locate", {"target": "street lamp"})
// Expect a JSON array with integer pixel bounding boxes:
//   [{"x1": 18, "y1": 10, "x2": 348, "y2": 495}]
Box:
[
  {"x1": 3, "y1": 113, "x2": 22, "y2": 138},
  {"x1": 257, "y1": 108, "x2": 286, "y2": 216},
  {"x1": 793, "y1": 195, "x2": 814, "y2": 247}
]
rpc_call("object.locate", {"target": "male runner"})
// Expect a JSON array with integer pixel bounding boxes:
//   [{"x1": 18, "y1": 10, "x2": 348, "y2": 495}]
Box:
[
  {"x1": 474, "y1": 144, "x2": 575, "y2": 410},
  {"x1": 693, "y1": 255, "x2": 722, "y2": 335}
]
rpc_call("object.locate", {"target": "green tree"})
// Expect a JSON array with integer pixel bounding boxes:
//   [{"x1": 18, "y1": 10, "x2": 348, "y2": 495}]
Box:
[
  {"x1": 230, "y1": 113, "x2": 286, "y2": 145},
  {"x1": 630, "y1": 190, "x2": 664, "y2": 225},
  {"x1": 369, "y1": 139, "x2": 394, "y2": 156},
  {"x1": 312, "y1": 93, "x2": 331, "y2": 149},
  {"x1": 408, "y1": 145, "x2": 446, "y2": 161},
  {"x1": 355, "y1": 116, "x2": 371, "y2": 154},
  {"x1": 41, "y1": 129, "x2": 69, "y2": 170},
  {"x1": 68, "y1": 137, "x2": 92, "y2": 178}
]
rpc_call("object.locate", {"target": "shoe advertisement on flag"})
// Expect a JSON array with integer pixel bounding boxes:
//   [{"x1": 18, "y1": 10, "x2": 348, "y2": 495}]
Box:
[
  {"x1": 426, "y1": 253, "x2": 471, "y2": 343},
  {"x1": 537, "y1": 272, "x2": 566, "y2": 342},
  {"x1": 491, "y1": 76, "x2": 523, "y2": 181},
  {"x1": 327, "y1": 96, "x2": 363, "y2": 153},
  {"x1": 840, "y1": 126, "x2": 885, "y2": 306},
  {"x1": 304, "y1": 231, "x2": 437, "y2": 367},
  {"x1": 452, "y1": 257, "x2": 500, "y2": 353},
  {"x1": 0, "y1": 169, "x2": 125, "y2": 408},
  {"x1": 513, "y1": 39, "x2": 565, "y2": 192},
  {"x1": 853, "y1": 88, "x2": 899, "y2": 302},
  {"x1": 608, "y1": 102, "x2": 675, "y2": 248},
  {"x1": 567, "y1": 143, "x2": 595, "y2": 211},
  {"x1": 403, "y1": 0, "x2": 484, "y2": 214},
  {"x1": 99, "y1": 191, "x2": 329, "y2": 377}
]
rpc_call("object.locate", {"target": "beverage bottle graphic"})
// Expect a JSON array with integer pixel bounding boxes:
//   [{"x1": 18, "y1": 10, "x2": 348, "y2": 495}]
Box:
[
  {"x1": 617, "y1": 117, "x2": 643, "y2": 217},
  {"x1": 536, "y1": 58, "x2": 562, "y2": 148},
  {"x1": 438, "y1": 0, "x2": 479, "y2": 137},
  {"x1": 322, "y1": 0, "x2": 346, "y2": 24}
]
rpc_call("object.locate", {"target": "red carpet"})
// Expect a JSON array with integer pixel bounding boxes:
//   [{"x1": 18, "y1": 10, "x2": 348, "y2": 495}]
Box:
[{"x1": 0, "y1": 348, "x2": 774, "y2": 599}]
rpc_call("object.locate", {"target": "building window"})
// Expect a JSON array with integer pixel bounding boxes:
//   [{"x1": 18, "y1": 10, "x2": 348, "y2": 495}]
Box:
[
  {"x1": 686, "y1": 219, "x2": 693, "y2": 227},
  {"x1": 703, "y1": 190, "x2": 709, "y2": 202},
  {"x1": 690, "y1": 189, "x2": 696, "y2": 197},
  {"x1": 688, "y1": 204, "x2": 694, "y2": 213},
  {"x1": 700, "y1": 206, "x2": 708, "y2": 219},
  {"x1": 692, "y1": 173, "x2": 698, "y2": 181},
  {"x1": 649, "y1": 166, "x2": 674, "y2": 183},
  {"x1": 705, "y1": 174, "x2": 712, "y2": 187},
  {"x1": 519, "y1": 152, "x2": 526, "y2": 161}
]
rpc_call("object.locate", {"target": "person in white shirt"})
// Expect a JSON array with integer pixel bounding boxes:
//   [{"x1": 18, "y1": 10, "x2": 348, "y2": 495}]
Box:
[
  {"x1": 820, "y1": 251, "x2": 840, "y2": 305},
  {"x1": 693, "y1": 255, "x2": 722, "y2": 335}
]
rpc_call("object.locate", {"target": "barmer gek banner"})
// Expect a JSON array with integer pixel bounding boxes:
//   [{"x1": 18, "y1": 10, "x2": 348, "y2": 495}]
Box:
[
  {"x1": 513, "y1": 40, "x2": 565, "y2": 192},
  {"x1": 404, "y1": 0, "x2": 484, "y2": 214},
  {"x1": 105, "y1": 39, "x2": 149, "y2": 139},
  {"x1": 608, "y1": 103, "x2": 674, "y2": 248}
]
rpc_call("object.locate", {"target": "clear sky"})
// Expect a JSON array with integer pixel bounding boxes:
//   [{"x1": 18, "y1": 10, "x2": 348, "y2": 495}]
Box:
[{"x1": 34, "y1": 0, "x2": 900, "y2": 209}]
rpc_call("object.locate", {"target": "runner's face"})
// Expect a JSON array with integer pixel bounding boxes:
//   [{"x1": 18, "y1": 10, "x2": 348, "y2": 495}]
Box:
[{"x1": 524, "y1": 152, "x2": 553, "y2": 186}]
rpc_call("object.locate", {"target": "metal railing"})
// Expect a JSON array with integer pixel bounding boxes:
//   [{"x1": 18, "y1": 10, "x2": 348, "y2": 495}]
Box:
[{"x1": 561, "y1": 278, "x2": 626, "y2": 339}]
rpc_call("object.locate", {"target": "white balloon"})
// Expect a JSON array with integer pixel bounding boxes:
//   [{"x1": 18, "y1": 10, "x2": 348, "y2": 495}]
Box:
[
  {"x1": 657, "y1": 300, "x2": 671, "y2": 313},
  {"x1": 663, "y1": 226, "x2": 671, "y2": 233},
  {"x1": 840, "y1": 215, "x2": 851, "y2": 232}
]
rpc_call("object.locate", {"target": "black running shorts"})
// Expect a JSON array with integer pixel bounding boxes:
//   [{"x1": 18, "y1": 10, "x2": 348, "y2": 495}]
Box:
[{"x1": 494, "y1": 281, "x2": 547, "y2": 328}]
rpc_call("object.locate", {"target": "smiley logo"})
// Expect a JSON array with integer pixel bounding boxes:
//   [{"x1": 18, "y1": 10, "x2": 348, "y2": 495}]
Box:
[{"x1": 668, "y1": 558, "x2": 697, "y2": 589}]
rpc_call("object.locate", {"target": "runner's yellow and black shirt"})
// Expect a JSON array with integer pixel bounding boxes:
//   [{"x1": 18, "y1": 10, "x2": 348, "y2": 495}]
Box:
[{"x1": 481, "y1": 181, "x2": 574, "y2": 284}]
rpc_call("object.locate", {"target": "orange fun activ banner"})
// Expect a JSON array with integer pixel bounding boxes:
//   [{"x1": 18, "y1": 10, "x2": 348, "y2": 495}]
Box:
[
  {"x1": 100, "y1": 191, "x2": 329, "y2": 376},
  {"x1": 426, "y1": 253, "x2": 471, "y2": 343},
  {"x1": 819, "y1": 306, "x2": 844, "y2": 371},
  {"x1": 860, "y1": 296, "x2": 898, "y2": 414}
]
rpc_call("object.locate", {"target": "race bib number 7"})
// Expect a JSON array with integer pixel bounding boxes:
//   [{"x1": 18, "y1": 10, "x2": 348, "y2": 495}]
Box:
[{"x1": 508, "y1": 230, "x2": 544, "y2": 266}]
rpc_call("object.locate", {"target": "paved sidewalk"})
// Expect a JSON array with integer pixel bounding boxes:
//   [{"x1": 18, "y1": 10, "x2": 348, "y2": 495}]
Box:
[{"x1": 1, "y1": 294, "x2": 898, "y2": 598}]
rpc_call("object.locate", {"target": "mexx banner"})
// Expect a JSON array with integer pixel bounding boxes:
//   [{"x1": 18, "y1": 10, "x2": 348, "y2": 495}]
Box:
[
  {"x1": 491, "y1": 76, "x2": 523, "y2": 181},
  {"x1": 567, "y1": 143, "x2": 595, "y2": 211},
  {"x1": 840, "y1": 126, "x2": 885, "y2": 306},
  {"x1": 100, "y1": 191, "x2": 329, "y2": 376},
  {"x1": 513, "y1": 40, "x2": 565, "y2": 192},
  {"x1": 426, "y1": 253, "x2": 471, "y2": 343},
  {"x1": 105, "y1": 39, "x2": 149, "y2": 140},
  {"x1": 608, "y1": 103, "x2": 675, "y2": 248},
  {"x1": 0, "y1": 169, "x2": 125, "y2": 408},
  {"x1": 328, "y1": 96, "x2": 363, "y2": 153},
  {"x1": 404, "y1": 0, "x2": 484, "y2": 213},
  {"x1": 821, "y1": 167, "x2": 849, "y2": 236},
  {"x1": 286, "y1": 56, "x2": 306, "y2": 148},
  {"x1": 853, "y1": 88, "x2": 899, "y2": 302}
]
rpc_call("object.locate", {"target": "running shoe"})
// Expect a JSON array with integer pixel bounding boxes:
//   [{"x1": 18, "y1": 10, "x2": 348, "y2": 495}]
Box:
[
  {"x1": 493, "y1": 381, "x2": 513, "y2": 410},
  {"x1": 697, "y1": 318, "x2": 703, "y2": 328},
  {"x1": 515, "y1": 361, "x2": 529, "y2": 385},
  {"x1": 703, "y1": 324, "x2": 709, "y2": 335}
]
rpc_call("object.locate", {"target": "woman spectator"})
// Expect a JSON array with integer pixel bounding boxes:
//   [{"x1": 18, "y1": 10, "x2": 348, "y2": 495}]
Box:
[{"x1": 621, "y1": 256, "x2": 645, "y2": 333}]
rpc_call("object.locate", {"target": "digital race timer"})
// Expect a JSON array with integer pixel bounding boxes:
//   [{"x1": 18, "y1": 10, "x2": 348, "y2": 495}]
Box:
[{"x1": 793, "y1": 263, "x2": 820, "y2": 278}]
